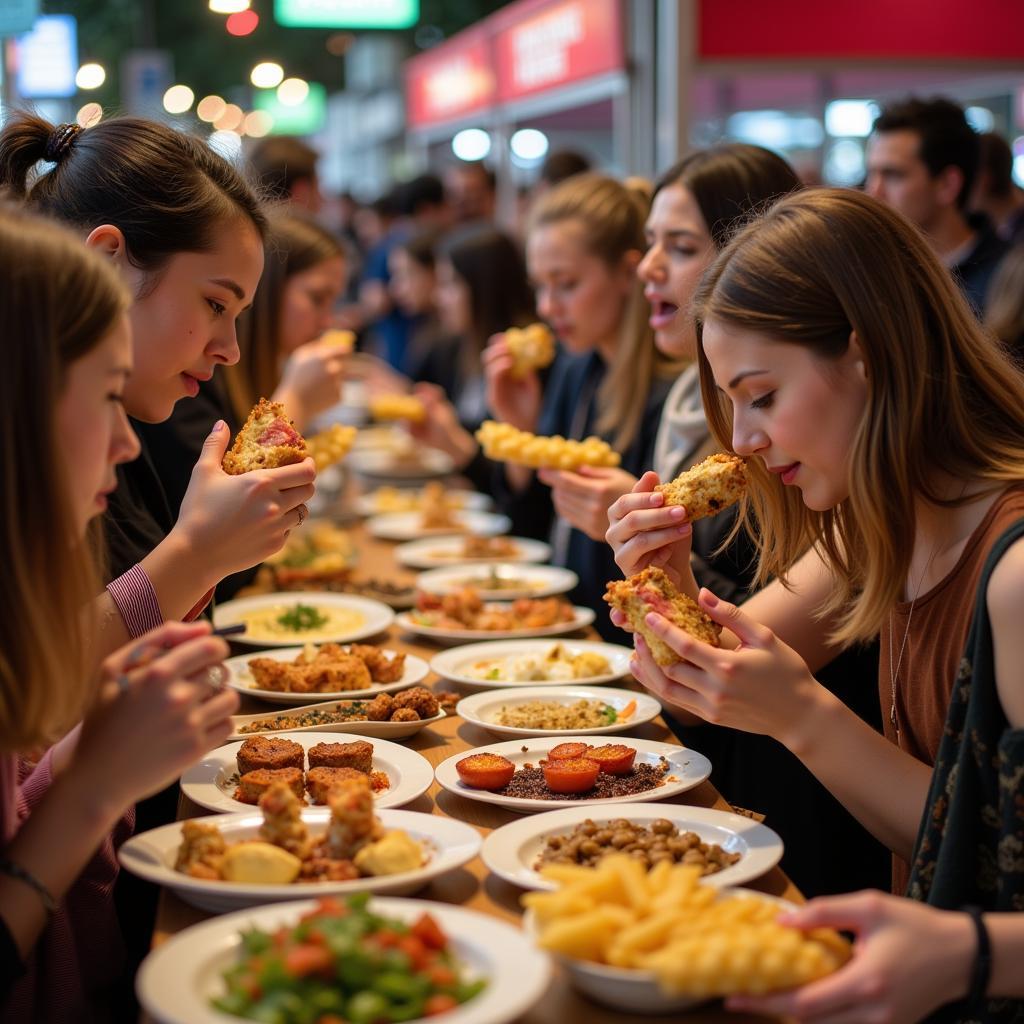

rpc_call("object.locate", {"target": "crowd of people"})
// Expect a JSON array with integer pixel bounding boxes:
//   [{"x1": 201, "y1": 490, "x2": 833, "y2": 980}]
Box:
[{"x1": 0, "y1": 91, "x2": 1022, "y2": 1024}]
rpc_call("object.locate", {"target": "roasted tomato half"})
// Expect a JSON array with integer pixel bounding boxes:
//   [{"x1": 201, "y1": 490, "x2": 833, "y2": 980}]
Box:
[
  {"x1": 455, "y1": 753, "x2": 516, "y2": 790},
  {"x1": 586, "y1": 744, "x2": 637, "y2": 776},
  {"x1": 542, "y1": 757, "x2": 600, "y2": 794},
  {"x1": 547, "y1": 742, "x2": 592, "y2": 761}
]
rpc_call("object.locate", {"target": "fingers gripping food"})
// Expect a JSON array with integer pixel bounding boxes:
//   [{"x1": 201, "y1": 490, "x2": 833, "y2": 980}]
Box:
[
  {"x1": 654, "y1": 453, "x2": 747, "y2": 520},
  {"x1": 223, "y1": 398, "x2": 308, "y2": 474},
  {"x1": 604, "y1": 567, "x2": 721, "y2": 666},
  {"x1": 369, "y1": 393, "x2": 427, "y2": 424},
  {"x1": 305, "y1": 423, "x2": 357, "y2": 471},
  {"x1": 476, "y1": 420, "x2": 620, "y2": 471},
  {"x1": 505, "y1": 323, "x2": 555, "y2": 378}
]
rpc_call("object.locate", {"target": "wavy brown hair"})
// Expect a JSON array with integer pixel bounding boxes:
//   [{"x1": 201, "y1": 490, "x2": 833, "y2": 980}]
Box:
[
  {"x1": 694, "y1": 188, "x2": 1024, "y2": 643},
  {"x1": 0, "y1": 208, "x2": 130, "y2": 750}
]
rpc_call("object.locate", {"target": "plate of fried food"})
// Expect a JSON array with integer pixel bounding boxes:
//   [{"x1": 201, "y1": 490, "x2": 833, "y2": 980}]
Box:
[
  {"x1": 397, "y1": 589, "x2": 594, "y2": 643},
  {"x1": 228, "y1": 685, "x2": 446, "y2": 740},
  {"x1": 521, "y1": 854, "x2": 847, "y2": 1013},
  {"x1": 121, "y1": 780, "x2": 482, "y2": 911},
  {"x1": 480, "y1": 803, "x2": 782, "y2": 893},
  {"x1": 456, "y1": 686, "x2": 659, "y2": 738},
  {"x1": 434, "y1": 736, "x2": 711, "y2": 815},
  {"x1": 431, "y1": 640, "x2": 632, "y2": 688},
  {"x1": 395, "y1": 534, "x2": 551, "y2": 569},
  {"x1": 354, "y1": 485, "x2": 492, "y2": 517},
  {"x1": 348, "y1": 429, "x2": 456, "y2": 482},
  {"x1": 368, "y1": 510, "x2": 512, "y2": 542},
  {"x1": 223, "y1": 643, "x2": 429, "y2": 704},
  {"x1": 213, "y1": 592, "x2": 394, "y2": 647},
  {"x1": 137, "y1": 893, "x2": 552, "y2": 1024},
  {"x1": 415, "y1": 563, "x2": 578, "y2": 601},
  {"x1": 181, "y1": 731, "x2": 435, "y2": 814},
  {"x1": 257, "y1": 521, "x2": 357, "y2": 590}
]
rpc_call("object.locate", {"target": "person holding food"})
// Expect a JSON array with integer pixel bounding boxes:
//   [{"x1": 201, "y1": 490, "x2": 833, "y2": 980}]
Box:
[
  {"x1": 607, "y1": 188, "x2": 1024, "y2": 1023},
  {"x1": 0, "y1": 208, "x2": 238, "y2": 1021}
]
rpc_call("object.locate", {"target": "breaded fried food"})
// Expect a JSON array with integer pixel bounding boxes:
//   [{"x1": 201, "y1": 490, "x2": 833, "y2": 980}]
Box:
[
  {"x1": 369, "y1": 393, "x2": 426, "y2": 423},
  {"x1": 222, "y1": 398, "x2": 307, "y2": 474},
  {"x1": 175, "y1": 819, "x2": 227, "y2": 880},
  {"x1": 654, "y1": 453, "x2": 747, "y2": 521},
  {"x1": 392, "y1": 686, "x2": 439, "y2": 719},
  {"x1": 305, "y1": 422, "x2": 357, "y2": 471},
  {"x1": 234, "y1": 767, "x2": 305, "y2": 805},
  {"x1": 389, "y1": 708, "x2": 419, "y2": 723},
  {"x1": 604, "y1": 567, "x2": 722, "y2": 667},
  {"x1": 248, "y1": 651, "x2": 372, "y2": 694},
  {"x1": 301, "y1": 654, "x2": 372, "y2": 693},
  {"x1": 308, "y1": 739, "x2": 374, "y2": 772},
  {"x1": 236, "y1": 735, "x2": 305, "y2": 776},
  {"x1": 348, "y1": 644, "x2": 406, "y2": 683},
  {"x1": 476, "y1": 420, "x2": 620, "y2": 470},
  {"x1": 306, "y1": 766, "x2": 366, "y2": 805},
  {"x1": 325, "y1": 775, "x2": 381, "y2": 859},
  {"x1": 364, "y1": 692, "x2": 395, "y2": 722},
  {"x1": 505, "y1": 322, "x2": 555, "y2": 378},
  {"x1": 258, "y1": 780, "x2": 310, "y2": 859}
]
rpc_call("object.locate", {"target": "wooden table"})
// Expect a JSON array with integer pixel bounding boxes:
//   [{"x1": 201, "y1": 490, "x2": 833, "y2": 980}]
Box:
[{"x1": 151, "y1": 528, "x2": 798, "y2": 1023}]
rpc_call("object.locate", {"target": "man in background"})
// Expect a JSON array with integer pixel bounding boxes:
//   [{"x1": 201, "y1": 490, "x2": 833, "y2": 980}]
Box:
[
  {"x1": 249, "y1": 135, "x2": 323, "y2": 215},
  {"x1": 969, "y1": 131, "x2": 1024, "y2": 246},
  {"x1": 445, "y1": 160, "x2": 497, "y2": 224}
]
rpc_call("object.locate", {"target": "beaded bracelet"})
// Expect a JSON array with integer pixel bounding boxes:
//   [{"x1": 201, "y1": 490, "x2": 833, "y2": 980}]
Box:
[
  {"x1": 963, "y1": 905, "x2": 992, "y2": 1012},
  {"x1": 0, "y1": 856, "x2": 56, "y2": 915}
]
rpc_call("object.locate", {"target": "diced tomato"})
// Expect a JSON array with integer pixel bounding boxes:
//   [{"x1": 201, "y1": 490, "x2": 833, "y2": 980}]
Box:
[
  {"x1": 586, "y1": 744, "x2": 637, "y2": 776},
  {"x1": 397, "y1": 934, "x2": 430, "y2": 970},
  {"x1": 303, "y1": 927, "x2": 327, "y2": 946},
  {"x1": 272, "y1": 928, "x2": 290, "y2": 948},
  {"x1": 316, "y1": 1016, "x2": 348, "y2": 1024},
  {"x1": 370, "y1": 927, "x2": 403, "y2": 949},
  {"x1": 283, "y1": 944, "x2": 334, "y2": 978},
  {"x1": 547, "y1": 742, "x2": 591, "y2": 761},
  {"x1": 424, "y1": 993, "x2": 460, "y2": 1016},
  {"x1": 426, "y1": 964, "x2": 457, "y2": 987},
  {"x1": 238, "y1": 973, "x2": 262, "y2": 1000},
  {"x1": 411, "y1": 913, "x2": 448, "y2": 951},
  {"x1": 455, "y1": 753, "x2": 515, "y2": 790},
  {"x1": 542, "y1": 757, "x2": 600, "y2": 793}
]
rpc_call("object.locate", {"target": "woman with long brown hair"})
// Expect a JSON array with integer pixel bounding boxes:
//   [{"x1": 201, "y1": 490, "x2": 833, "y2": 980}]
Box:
[{"x1": 608, "y1": 188, "x2": 1024, "y2": 1022}]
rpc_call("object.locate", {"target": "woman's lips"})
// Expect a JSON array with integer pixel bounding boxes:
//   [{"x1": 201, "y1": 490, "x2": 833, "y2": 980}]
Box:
[
  {"x1": 181, "y1": 372, "x2": 200, "y2": 397},
  {"x1": 768, "y1": 462, "x2": 801, "y2": 485},
  {"x1": 648, "y1": 299, "x2": 679, "y2": 330}
]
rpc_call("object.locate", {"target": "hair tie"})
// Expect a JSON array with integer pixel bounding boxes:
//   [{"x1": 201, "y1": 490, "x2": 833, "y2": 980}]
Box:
[{"x1": 44, "y1": 123, "x2": 82, "y2": 164}]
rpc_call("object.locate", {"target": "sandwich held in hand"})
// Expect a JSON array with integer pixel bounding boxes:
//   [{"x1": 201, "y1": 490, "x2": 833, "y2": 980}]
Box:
[
  {"x1": 223, "y1": 398, "x2": 307, "y2": 475},
  {"x1": 655, "y1": 453, "x2": 747, "y2": 520},
  {"x1": 604, "y1": 567, "x2": 721, "y2": 666},
  {"x1": 505, "y1": 322, "x2": 555, "y2": 377}
]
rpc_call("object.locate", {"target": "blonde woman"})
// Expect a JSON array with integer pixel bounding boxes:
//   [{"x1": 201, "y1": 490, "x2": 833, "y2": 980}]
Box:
[
  {"x1": 0, "y1": 209, "x2": 237, "y2": 1020},
  {"x1": 607, "y1": 189, "x2": 1024, "y2": 1022}
]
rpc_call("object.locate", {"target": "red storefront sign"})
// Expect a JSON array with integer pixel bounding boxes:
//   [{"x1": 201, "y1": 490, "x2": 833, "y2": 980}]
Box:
[
  {"x1": 405, "y1": 25, "x2": 495, "y2": 129},
  {"x1": 492, "y1": 0, "x2": 623, "y2": 103}
]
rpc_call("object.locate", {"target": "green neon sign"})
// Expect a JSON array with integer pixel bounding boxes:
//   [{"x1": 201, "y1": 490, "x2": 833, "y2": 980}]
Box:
[
  {"x1": 254, "y1": 82, "x2": 327, "y2": 135},
  {"x1": 274, "y1": 0, "x2": 418, "y2": 29}
]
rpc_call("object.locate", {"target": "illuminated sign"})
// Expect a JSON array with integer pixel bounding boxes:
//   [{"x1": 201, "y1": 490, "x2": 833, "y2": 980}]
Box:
[
  {"x1": 274, "y1": 0, "x2": 417, "y2": 29},
  {"x1": 16, "y1": 14, "x2": 77, "y2": 98},
  {"x1": 254, "y1": 81, "x2": 327, "y2": 135}
]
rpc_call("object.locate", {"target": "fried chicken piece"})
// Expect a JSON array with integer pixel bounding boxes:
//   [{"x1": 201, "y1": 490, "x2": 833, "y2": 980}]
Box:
[
  {"x1": 389, "y1": 708, "x2": 419, "y2": 723},
  {"x1": 175, "y1": 819, "x2": 227, "y2": 880},
  {"x1": 308, "y1": 739, "x2": 374, "y2": 772},
  {"x1": 392, "y1": 686, "x2": 439, "y2": 719},
  {"x1": 365, "y1": 693, "x2": 395, "y2": 721},
  {"x1": 324, "y1": 775, "x2": 381, "y2": 859},
  {"x1": 247, "y1": 657, "x2": 296, "y2": 693},
  {"x1": 654, "y1": 453, "x2": 747, "y2": 521},
  {"x1": 236, "y1": 736, "x2": 305, "y2": 776},
  {"x1": 234, "y1": 767, "x2": 305, "y2": 806},
  {"x1": 302, "y1": 654, "x2": 372, "y2": 693},
  {"x1": 349, "y1": 644, "x2": 406, "y2": 684},
  {"x1": 306, "y1": 766, "x2": 366, "y2": 805},
  {"x1": 223, "y1": 398, "x2": 307, "y2": 475},
  {"x1": 434, "y1": 691, "x2": 460, "y2": 714},
  {"x1": 258, "y1": 781, "x2": 310, "y2": 859},
  {"x1": 604, "y1": 567, "x2": 722, "y2": 667}
]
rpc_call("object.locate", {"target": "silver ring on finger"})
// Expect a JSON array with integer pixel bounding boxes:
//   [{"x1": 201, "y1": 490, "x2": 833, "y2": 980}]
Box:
[
  {"x1": 295, "y1": 503, "x2": 308, "y2": 527},
  {"x1": 116, "y1": 673, "x2": 132, "y2": 695}
]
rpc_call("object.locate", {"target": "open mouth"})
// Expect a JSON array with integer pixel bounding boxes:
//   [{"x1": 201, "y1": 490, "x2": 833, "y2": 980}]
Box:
[{"x1": 648, "y1": 299, "x2": 679, "y2": 329}]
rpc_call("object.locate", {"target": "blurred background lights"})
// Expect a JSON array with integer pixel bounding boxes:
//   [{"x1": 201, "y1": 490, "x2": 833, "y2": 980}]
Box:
[
  {"x1": 75, "y1": 102, "x2": 103, "y2": 128},
  {"x1": 824, "y1": 139, "x2": 867, "y2": 186},
  {"x1": 965, "y1": 106, "x2": 995, "y2": 133},
  {"x1": 162, "y1": 85, "x2": 195, "y2": 115},
  {"x1": 451, "y1": 128, "x2": 491, "y2": 161},
  {"x1": 510, "y1": 128, "x2": 549, "y2": 162},
  {"x1": 727, "y1": 110, "x2": 824, "y2": 149},
  {"x1": 214, "y1": 103, "x2": 244, "y2": 131},
  {"x1": 251, "y1": 62, "x2": 284, "y2": 88},
  {"x1": 276, "y1": 77, "x2": 309, "y2": 106},
  {"x1": 75, "y1": 63, "x2": 105, "y2": 90},
  {"x1": 208, "y1": 0, "x2": 250, "y2": 12},
  {"x1": 208, "y1": 130, "x2": 243, "y2": 161},
  {"x1": 197, "y1": 95, "x2": 227, "y2": 123},
  {"x1": 226, "y1": 9, "x2": 259, "y2": 35},
  {"x1": 824, "y1": 99, "x2": 878, "y2": 137},
  {"x1": 243, "y1": 110, "x2": 273, "y2": 137}
]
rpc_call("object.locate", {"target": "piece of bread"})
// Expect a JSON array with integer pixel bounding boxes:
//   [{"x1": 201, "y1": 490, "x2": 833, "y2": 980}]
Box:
[
  {"x1": 308, "y1": 739, "x2": 374, "y2": 772},
  {"x1": 604, "y1": 567, "x2": 721, "y2": 666},
  {"x1": 505, "y1": 323, "x2": 555, "y2": 378},
  {"x1": 369, "y1": 394, "x2": 426, "y2": 423},
  {"x1": 234, "y1": 767, "x2": 305, "y2": 805},
  {"x1": 475, "y1": 420, "x2": 620, "y2": 471},
  {"x1": 222, "y1": 398, "x2": 307, "y2": 475},
  {"x1": 654, "y1": 454, "x2": 747, "y2": 521}
]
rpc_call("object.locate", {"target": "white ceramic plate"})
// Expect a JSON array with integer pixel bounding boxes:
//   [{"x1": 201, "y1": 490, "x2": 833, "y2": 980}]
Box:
[
  {"x1": 180, "y1": 732, "x2": 434, "y2": 814},
  {"x1": 431, "y1": 639, "x2": 633, "y2": 688},
  {"x1": 434, "y1": 735, "x2": 712, "y2": 814},
  {"x1": 213, "y1": 592, "x2": 394, "y2": 648},
  {"x1": 138, "y1": 896, "x2": 552, "y2": 1024},
  {"x1": 395, "y1": 535, "x2": 551, "y2": 569},
  {"x1": 397, "y1": 605, "x2": 595, "y2": 644},
  {"x1": 481, "y1": 803, "x2": 783, "y2": 892},
  {"x1": 228, "y1": 704, "x2": 445, "y2": 742},
  {"x1": 224, "y1": 646, "x2": 429, "y2": 704},
  {"x1": 456, "y1": 686, "x2": 660, "y2": 738},
  {"x1": 416, "y1": 563, "x2": 579, "y2": 600},
  {"x1": 120, "y1": 807, "x2": 482, "y2": 912},
  {"x1": 368, "y1": 510, "x2": 512, "y2": 542},
  {"x1": 354, "y1": 489, "x2": 492, "y2": 517},
  {"x1": 348, "y1": 446, "x2": 455, "y2": 481}
]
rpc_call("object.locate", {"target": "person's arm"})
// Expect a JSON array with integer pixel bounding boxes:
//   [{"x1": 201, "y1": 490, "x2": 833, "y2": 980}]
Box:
[{"x1": 987, "y1": 537, "x2": 1024, "y2": 728}]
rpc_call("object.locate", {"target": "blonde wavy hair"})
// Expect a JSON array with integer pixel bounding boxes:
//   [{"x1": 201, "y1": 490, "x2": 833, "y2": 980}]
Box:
[
  {"x1": 528, "y1": 172, "x2": 679, "y2": 453},
  {"x1": 0, "y1": 207, "x2": 130, "y2": 750},
  {"x1": 694, "y1": 188, "x2": 1024, "y2": 644}
]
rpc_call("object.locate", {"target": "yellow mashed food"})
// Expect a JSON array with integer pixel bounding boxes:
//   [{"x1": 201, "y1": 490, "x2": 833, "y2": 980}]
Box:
[{"x1": 239, "y1": 604, "x2": 366, "y2": 644}]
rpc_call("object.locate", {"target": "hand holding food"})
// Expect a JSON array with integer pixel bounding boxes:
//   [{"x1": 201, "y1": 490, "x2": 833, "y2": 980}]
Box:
[
  {"x1": 505, "y1": 322, "x2": 555, "y2": 378},
  {"x1": 482, "y1": 337, "x2": 543, "y2": 431},
  {"x1": 538, "y1": 465, "x2": 639, "y2": 541},
  {"x1": 320, "y1": 328, "x2": 356, "y2": 351},
  {"x1": 655, "y1": 453, "x2": 747, "y2": 520},
  {"x1": 223, "y1": 398, "x2": 308, "y2": 474},
  {"x1": 273, "y1": 341, "x2": 348, "y2": 429},
  {"x1": 476, "y1": 420, "x2": 621, "y2": 471}
]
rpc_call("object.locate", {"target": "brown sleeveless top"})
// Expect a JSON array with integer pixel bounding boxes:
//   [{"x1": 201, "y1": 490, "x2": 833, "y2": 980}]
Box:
[{"x1": 879, "y1": 483, "x2": 1024, "y2": 892}]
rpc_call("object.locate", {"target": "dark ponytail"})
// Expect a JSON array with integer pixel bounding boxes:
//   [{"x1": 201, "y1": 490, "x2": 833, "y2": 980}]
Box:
[{"x1": 0, "y1": 111, "x2": 266, "y2": 274}]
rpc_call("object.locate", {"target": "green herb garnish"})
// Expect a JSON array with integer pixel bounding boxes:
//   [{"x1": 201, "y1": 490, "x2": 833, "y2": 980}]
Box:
[
  {"x1": 602, "y1": 704, "x2": 618, "y2": 724},
  {"x1": 276, "y1": 603, "x2": 328, "y2": 632}
]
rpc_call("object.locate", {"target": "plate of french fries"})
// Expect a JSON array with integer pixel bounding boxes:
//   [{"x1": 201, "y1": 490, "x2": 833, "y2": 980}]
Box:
[{"x1": 521, "y1": 854, "x2": 850, "y2": 1013}]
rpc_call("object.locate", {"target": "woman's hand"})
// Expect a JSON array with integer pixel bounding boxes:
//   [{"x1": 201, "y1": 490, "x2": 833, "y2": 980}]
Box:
[
  {"x1": 538, "y1": 466, "x2": 638, "y2": 541},
  {"x1": 273, "y1": 339, "x2": 347, "y2": 430},
  {"x1": 172, "y1": 421, "x2": 316, "y2": 580},
  {"x1": 629, "y1": 589, "x2": 822, "y2": 750},
  {"x1": 408, "y1": 383, "x2": 478, "y2": 469},
  {"x1": 75, "y1": 621, "x2": 239, "y2": 809},
  {"x1": 483, "y1": 336, "x2": 542, "y2": 431},
  {"x1": 606, "y1": 471, "x2": 695, "y2": 584},
  {"x1": 727, "y1": 892, "x2": 975, "y2": 1024}
]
